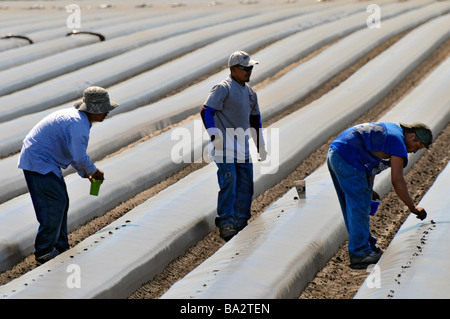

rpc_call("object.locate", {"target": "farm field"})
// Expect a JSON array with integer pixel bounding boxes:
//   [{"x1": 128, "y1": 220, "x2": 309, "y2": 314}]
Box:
[{"x1": 0, "y1": 0, "x2": 449, "y2": 301}]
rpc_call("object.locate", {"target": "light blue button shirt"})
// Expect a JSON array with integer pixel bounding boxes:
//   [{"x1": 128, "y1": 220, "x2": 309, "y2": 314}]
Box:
[{"x1": 18, "y1": 107, "x2": 97, "y2": 178}]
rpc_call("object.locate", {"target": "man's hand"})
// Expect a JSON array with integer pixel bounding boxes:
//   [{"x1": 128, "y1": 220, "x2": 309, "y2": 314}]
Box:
[
  {"x1": 412, "y1": 206, "x2": 427, "y2": 220},
  {"x1": 391, "y1": 156, "x2": 425, "y2": 220},
  {"x1": 89, "y1": 169, "x2": 104, "y2": 182},
  {"x1": 372, "y1": 191, "x2": 380, "y2": 201},
  {"x1": 258, "y1": 146, "x2": 268, "y2": 162}
]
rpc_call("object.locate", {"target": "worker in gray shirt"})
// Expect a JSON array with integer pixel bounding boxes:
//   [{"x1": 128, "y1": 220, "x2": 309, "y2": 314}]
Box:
[{"x1": 201, "y1": 51, "x2": 267, "y2": 241}]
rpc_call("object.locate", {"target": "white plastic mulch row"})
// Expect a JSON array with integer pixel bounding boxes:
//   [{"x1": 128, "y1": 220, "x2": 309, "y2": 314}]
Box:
[
  {"x1": 0, "y1": 1, "x2": 442, "y2": 205},
  {"x1": 161, "y1": 55, "x2": 450, "y2": 299},
  {"x1": 354, "y1": 162, "x2": 450, "y2": 299},
  {"x1": 0, "y1": 13, "x2": 448, "y2": 298},
  {"x1": 0, "y1": 1, "x2": 441, "y2": 271}
]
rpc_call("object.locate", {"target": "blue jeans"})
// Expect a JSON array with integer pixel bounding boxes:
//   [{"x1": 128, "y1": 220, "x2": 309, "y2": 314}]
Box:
[
  {"x1": 23, "y1": 170, "x2": 70, "y2": 258},
  {"x1": 326, "y1": 149, "x2": 377, "y2": 259},
  {"x1": 215, "y1": 160, "x2": 254, "y2": 231}
]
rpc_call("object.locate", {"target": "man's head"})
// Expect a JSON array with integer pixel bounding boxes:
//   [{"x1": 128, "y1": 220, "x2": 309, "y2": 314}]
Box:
[
  {"x1": 74, "y1": 86, "x2": 118, "y2": 122},
  {"x1": 228, "y1": 51, "x2": 258, "y2": 85},
  {"x1": 400, "y1": 122, "x2": 433, "y2": 153}
]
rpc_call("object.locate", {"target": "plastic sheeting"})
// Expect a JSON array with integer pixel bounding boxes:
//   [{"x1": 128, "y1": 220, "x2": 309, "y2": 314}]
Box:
[
  {"x1": 353, "y1": 58, "x2": 450, "y2": 299},
  {"x1": 354, "y1": 162, "x2": 450, "y2": 299},
  {"x1": 0, "y1": 11, "x2": 448, "y2": 297},
  {"x1": 0, "y1": 1, "x2": 385, "y2": 152},
  {"x1": 0, "y1": 9, "x2": 209, "y2": 69},
  {"x1": 0, "y1": 9, "x2": 126, "y2": 52},
  {"x1": 0, "y1": 10, "x2": 127, "y2": 44},
  {"x1": 0, "y1": 4, "x2": 447, "y2": 271},
  {"x1": 0, "y1": 7, "x2": 281, "y2": 93},
  {"x1": 162, "y1": 169, "x2": 345, "y2": 299},
  {"x1": 0, "y1": 2, "x2": 373, "y2": 203},
  {"x1": 162, "y1": 55, "x2": 450, "y2": 300},
  {"x1": 0, "y1": 3, "x2": 365, "y2": 123},
  {"x1": 0, "y1": 1, "x2": 441, "y2": 204},
  {"x1": 0, "y1": 165, "x2": 220, "y2": 298}
]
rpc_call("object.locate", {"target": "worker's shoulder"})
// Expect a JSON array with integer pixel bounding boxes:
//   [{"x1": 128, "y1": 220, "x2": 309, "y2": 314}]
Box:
[{"x1": 53, "y1": 108, "x2": 89, "y2": 128}]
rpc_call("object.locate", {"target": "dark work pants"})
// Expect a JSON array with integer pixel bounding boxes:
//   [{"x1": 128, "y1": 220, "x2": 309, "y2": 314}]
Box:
[{"x1": 23, "y1": 170, "x2": 70, "y2": 257}]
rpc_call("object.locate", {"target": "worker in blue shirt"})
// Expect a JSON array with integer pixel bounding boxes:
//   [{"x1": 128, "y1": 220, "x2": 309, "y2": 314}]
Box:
[
  {"x1": 327, "y1": 122, "x2": 432, "y2": 268},
  {"x1": 18, "y1": 86, "x2": 118, "y2": 264}
]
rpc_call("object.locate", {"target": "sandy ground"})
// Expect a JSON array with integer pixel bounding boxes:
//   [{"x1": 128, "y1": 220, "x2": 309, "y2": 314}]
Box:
[{"x1": 0, "y1": 3, "x2": 449, "y2": 299}]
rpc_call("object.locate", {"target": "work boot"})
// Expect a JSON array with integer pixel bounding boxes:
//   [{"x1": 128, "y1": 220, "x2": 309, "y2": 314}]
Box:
[
  {"x1": 219, "y1": 224, "x2": 237, "y2": 241},
  {"x1": 350, "y1": 251, "x2": 381, "y2": 269},
  {"x1": 233, "y1": 219, "x2": 248, "y2": 232},
  {"x1": 35, "y1": 248, "x2": 60, "y2": 264}
]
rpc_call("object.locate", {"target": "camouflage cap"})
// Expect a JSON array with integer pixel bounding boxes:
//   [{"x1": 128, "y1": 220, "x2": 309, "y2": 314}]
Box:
[
  {"x1": 400, "y1": 122, "x2": 433, "y2": 148},
  {"x1": 74, "y1": 86, "x2": 119, "y2": 114}
]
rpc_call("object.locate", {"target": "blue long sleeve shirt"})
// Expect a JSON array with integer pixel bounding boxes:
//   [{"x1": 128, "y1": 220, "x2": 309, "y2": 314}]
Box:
[{"x1": 18, "y1": 107, "x2": 97, "y2": 178}]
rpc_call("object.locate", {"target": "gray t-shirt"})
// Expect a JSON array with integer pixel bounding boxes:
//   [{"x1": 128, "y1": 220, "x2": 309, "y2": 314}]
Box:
[{"x1": 204, "y1": 76, "x2": 260, "y2": 161}]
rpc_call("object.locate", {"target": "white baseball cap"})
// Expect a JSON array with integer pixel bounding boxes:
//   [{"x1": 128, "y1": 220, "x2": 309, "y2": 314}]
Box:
[{"x1": 228, "y1": 51, "x2": 259, "y2": 67}]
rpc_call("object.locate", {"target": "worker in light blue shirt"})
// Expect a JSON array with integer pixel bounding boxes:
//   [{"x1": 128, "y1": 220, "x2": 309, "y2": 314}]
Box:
[
  {"x1": 327, "y1": 122, "x2": 432, "y2": 269},
  {"x1": 18, "y1": 86, "x2": 118, "y2": 264}
]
